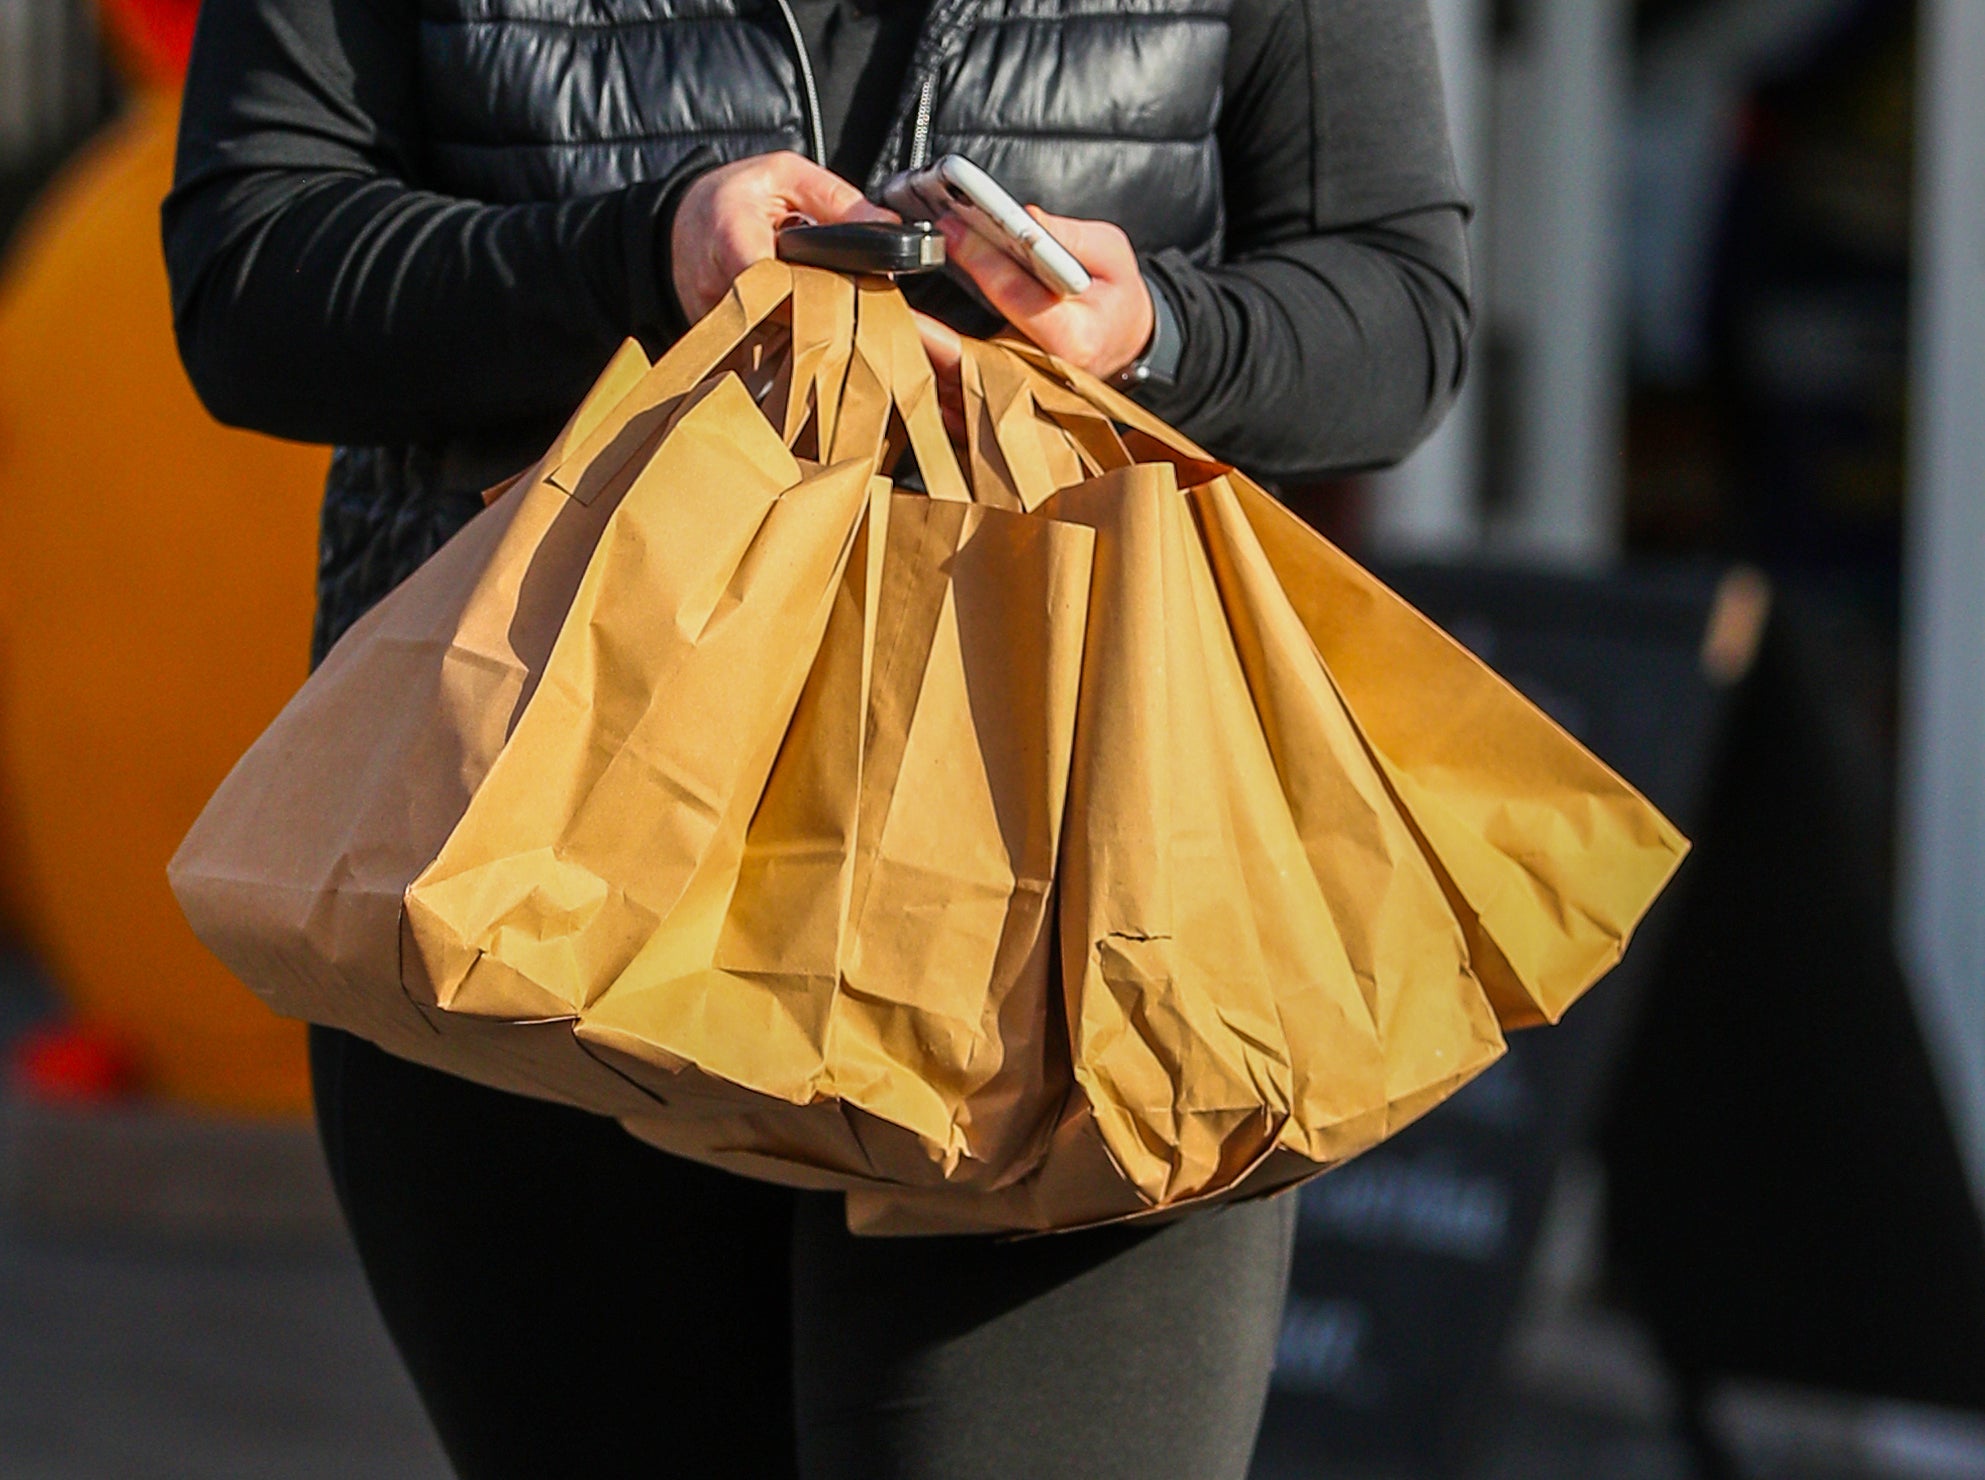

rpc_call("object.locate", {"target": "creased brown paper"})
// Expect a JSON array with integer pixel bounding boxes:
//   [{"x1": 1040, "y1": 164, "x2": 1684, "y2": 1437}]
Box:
[{"x1": 173, "y1": 262, "x2": 1686, "y2": 1235}]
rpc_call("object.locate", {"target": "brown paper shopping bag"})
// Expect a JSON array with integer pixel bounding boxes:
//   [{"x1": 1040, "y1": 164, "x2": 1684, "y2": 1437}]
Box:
[
  {"x1": 177, "y1": 269, "x2": 1685, "y2": 1237},
  {"x1": 173, "y1": 267, "x2": 872, "y2": 1117},
  {"x1": 1046, "y1": 465, "x2": 1392, "y2": 1205},
  {"x1": 576, "y1": 485, "x2": 1095, "y2": 1193},
  {"x1": 176, "y1": 265, "x2": 1104, "y2": 1206},
  {"x1": 569, "y1": 282, "x2": 1098, "y2": 1193},
  {"x1": 1001, "y1": 342, "x2": 1691, "y2": 1031},
  {"x1": 1189, "y1": 475, "x2": 1506, "y2": 1130},
  {"x1": 166, "y1": 336, "x2": 656, "y2": 1093},
  {"x1": 847, "y1": 338, "x2": 1681, "y2": 1236},
  {"x1": 400, "y1": 378, "x2": 874, "y2": 1025}
]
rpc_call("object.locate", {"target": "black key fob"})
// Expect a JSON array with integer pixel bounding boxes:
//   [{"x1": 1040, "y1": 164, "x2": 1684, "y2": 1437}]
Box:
[{"x1": 775, "y1": 221, "x2": 945, "y2": 277}]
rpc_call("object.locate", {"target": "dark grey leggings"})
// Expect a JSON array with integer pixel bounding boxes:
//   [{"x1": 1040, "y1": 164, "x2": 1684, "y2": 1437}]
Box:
[{"x1": 309, "y1": 1027, "x2": 1295, "y2": 1480}]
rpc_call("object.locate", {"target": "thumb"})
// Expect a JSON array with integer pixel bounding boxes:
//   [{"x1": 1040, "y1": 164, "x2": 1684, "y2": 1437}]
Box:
[{"x1": 1025, "y1": 205, "x2": 1117, "y2": 272}]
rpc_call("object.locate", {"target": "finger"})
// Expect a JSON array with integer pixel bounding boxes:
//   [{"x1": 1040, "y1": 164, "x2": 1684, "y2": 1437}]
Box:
[
  {"x1": 911, "y1": 312, "x2": 967, "y2": 442},
  {"x1": 938, "y1": 218, "x2": 1061, "y2": 323},
  {"x1": 782, "y1": 164, "x2": 894, "y2": 226},
  {"x1": 819, "y1": 194, "x2": 896, "y2": 224},
  {"x1": 1024, "y1": 206, "x2": 1131, "y2": 280},
  {"x1": 1024, "y1": 205, "x2": 1098, "y2": 258},
  {"x1": 1023, "y1": 203, "x2": 1090, "y2": 238},
  {"x1": 913, "y1": 311, "x2": 963, "y2": 374}
]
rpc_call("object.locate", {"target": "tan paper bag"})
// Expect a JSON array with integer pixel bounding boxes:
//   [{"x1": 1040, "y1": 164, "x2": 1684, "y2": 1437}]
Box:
[
  {"x1": 177, "y1": 270, "x2": 1685, "y2": 1237},
  {"x1": 1004, "y1": 342, "x2": 1691, "y2": 1029},
  {"x1": 433, "y1": 272, "x2": 1100, "y2": 1195},
  {"x1": 577, "y1": 486, "x2": 1096, "y2": 1193},
  {"x1": 846, "y1": 340, "x2": 1681, "y2": 1236},
  {"x1": 172, "y1": 267, "x2": 871, "y2": 1119},
  {"x1": 175, "y1": 265, "x2": 1102, "y2": 1206}
]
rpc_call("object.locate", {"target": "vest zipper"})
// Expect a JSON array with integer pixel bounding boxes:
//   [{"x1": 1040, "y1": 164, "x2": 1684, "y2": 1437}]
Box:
[
  {"x1": 771, "y1": 0, "x2": 827, "y2": 163},
  {"x1": 909, "y1": 76, "x2": 937, "y2": 169}
]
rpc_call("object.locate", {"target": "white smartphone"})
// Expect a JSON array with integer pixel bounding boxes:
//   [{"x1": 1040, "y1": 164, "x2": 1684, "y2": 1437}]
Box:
[{"x1": 879, "y1": 155, "x2": 1093, "y2": 299}]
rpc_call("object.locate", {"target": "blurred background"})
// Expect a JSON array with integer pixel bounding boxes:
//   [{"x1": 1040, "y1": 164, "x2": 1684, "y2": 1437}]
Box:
[{"x1": 0, "y1": 0, "x2": 1979, "y2": 1476}]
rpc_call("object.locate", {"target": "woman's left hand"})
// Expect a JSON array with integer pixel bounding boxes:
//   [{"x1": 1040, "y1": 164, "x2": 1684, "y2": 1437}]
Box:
[{"x1": 914, "y1": 206, "x2": 1154, "y2": 430}]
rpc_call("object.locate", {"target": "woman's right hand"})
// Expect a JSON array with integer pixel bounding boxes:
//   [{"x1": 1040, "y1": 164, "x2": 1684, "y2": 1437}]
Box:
[{"x1": 670, "y1": 153, "x2": 894, "y2": 322}]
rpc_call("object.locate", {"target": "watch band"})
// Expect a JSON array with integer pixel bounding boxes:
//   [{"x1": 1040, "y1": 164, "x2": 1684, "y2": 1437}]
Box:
[{"x1": 1112, "y1": 272, "x2": 1184, "y2": 393}]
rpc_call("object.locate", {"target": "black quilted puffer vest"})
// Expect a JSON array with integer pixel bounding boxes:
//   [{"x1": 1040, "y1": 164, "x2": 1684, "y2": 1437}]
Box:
[{"x1": 314, "y1": 0, "x2": 1233, "y2": 660}]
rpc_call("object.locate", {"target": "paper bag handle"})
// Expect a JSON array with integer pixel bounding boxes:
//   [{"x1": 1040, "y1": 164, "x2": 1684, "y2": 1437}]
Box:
[
  {"x1": 823, "y1": 279, "x2": 971, "y2": 503},
  {"x1": 544, "y1": 262, "x2": 1122, "y2": 513},
  {"x1": 951, "y1": 337, "x2": 1145, "y2": 511},
  {"x1": 781, "y1": 266, "x2": 857, "y2": 455},
  {"x1": 996, "y1": 338, "x2": 1233, "y2": 488},
  {"x1": 544, "y1": 259, "x2": 805, "y2": 505}
]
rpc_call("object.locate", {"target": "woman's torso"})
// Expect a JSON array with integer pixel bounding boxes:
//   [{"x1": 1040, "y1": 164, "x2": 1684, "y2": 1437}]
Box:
[
  {"x1": 410, "y1": 0, "x2": 1230, "y2": 252},
  {"x1": 317, "y1": 0, "x2": 1235, "y2": 659}
]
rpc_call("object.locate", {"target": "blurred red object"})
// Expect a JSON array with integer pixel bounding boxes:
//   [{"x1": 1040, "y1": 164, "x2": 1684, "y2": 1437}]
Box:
[
  {"x1": 99, "y1": 0, "x2": 200, "y2": 87},
  {"x1": 7, "y1": 1022, "x2": 143, "y2": 1104}
]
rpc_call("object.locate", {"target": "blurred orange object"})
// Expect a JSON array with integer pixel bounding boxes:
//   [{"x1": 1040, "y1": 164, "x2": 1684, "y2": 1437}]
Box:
[
  {"x1": 0, "y1": 90, "x2": 325, "y2": 1115},
  {"x1": 8, "y1": 1022, "x2": 143, "y2": 1105}
]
